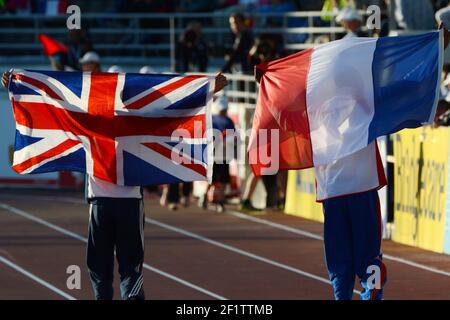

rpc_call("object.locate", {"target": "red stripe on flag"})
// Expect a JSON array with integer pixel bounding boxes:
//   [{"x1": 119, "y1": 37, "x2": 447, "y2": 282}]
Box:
[
  {"x1": 249, "y1": 48, "x2": 315, "y2": 176},
  {"x1": 12, "y1": 139, "x2": 81, "y2": 173},
  {"x1": 12, "y1": 99, "x2": 205, "y2": 138},
  {"x1": 142, "y1": 142, "x2": 207, "y2": 177},
  {"x1": 87, "y1": 73, "x2": 119, "y2": 183},
  {"x1": 13, "y1": 74, "x2": 63, "y2": 100},
  {"x1": 12, "y1": 99, "x2": 63, "y2": 130},
  {"x1": 125, "y1": 75, "x2": 205, "y2": 110},
  {"x1": 87, "y1": 73, "x2": 118, "y2": 117}
]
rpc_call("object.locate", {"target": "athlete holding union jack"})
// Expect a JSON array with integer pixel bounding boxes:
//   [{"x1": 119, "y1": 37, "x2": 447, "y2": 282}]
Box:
[{"x1": 1, "y1": 67, "x2": 228, "y2": 300}]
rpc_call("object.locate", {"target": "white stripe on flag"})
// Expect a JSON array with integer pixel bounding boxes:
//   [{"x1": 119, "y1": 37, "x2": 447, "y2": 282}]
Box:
[{"x1": 306, "y1": 37, "x2": 378, "y2": 166}]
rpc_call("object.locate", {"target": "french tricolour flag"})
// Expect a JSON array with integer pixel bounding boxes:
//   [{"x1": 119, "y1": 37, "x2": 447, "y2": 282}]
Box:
[{"x1": 249, "y1": 31, "x2": 443, "y2": 180}]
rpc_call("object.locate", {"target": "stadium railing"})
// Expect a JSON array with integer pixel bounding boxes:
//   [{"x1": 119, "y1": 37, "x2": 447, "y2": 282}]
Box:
[{"x1": 0, "y1": 11, "x2": 371, "y2": 66}]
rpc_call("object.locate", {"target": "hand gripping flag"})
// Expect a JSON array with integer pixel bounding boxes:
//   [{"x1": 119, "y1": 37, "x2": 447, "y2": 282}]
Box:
[
  {"x1": 249, "y1": 31, "x2": 443, "y2": 177},
  {"x1": 7, "y1": 70, "x2": 214, "y2": 186}
]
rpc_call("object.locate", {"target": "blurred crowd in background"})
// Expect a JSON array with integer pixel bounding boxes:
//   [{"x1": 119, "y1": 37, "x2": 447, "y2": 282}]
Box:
[
  {"x1": 2, "y1": 0, "x2": 450, "y2": 33},
  {"x1": 3, "y1": 1, "x2": 450, "y2": 71},
  {"x1": 1, "y1": 0, "x2": 450, "y2": 20}
]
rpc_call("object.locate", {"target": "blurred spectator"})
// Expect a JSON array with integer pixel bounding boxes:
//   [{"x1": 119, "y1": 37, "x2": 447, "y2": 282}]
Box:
[
  {"x1": 249, "y1": 33, "x2": 283, "y2": 68},
  {"x1": 5, "y1": 0, "x2": 31, "y2": 14},
  {"x1": 199, "y1": 95, "x2": 236, "y2": 212},
  {"x1": 242, "y1": 33, "x2": 286, "y2": 212},
  {"x1": 434, "y1": 99, "x2": 450, "y2": 126},
  {"x1": 35, "y1": 0, "x2": 67, "y2": 15},
  {"x1": 79, "y1": 51, "x2": 101, "y2": 72},
  {"x1": 221, "y1": 12, "x2": 254, "y2": 73},
  {"x1": 50, "y1": 29, "x2": 93, "y2": 71},
  {"x1": 436, "y1": 4, "x2": 450, "y2": 28},
  {"x1": 441, "y1": 65, "x2": 450, "y2": 101},
  {"x1": 107, "y1": 65, "x2": 125, "y2": 73},
  {"x1": 161, "y1": 183, "x2": 193, "y2": 210},
  {"x1": 393, "y1": 0, "x2": 435, "y2": 30},
  {"x1": 139, "y1": 65, "x2": 156, "y2": 73},
  {"x1": 175, "y1": 21, "x2": 209, "y2": 72},
  {"x1": 322, "y1": 0, "x2": 349, "y2": 22},
  {"x1": 336, "y1": 7, "x2": 368, "y2": 38}
]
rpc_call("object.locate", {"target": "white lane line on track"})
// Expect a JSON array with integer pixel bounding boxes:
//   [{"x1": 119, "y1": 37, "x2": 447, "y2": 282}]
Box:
[
  {"x1": 144, "y1": 265, "x2": 225, "y2": 300},
  {"x1": 224, "y1": 210, "x2": 450, "y2": 278},
  {"x1": 0, "y1": 195, "x2": 85, "y2": 205},
  {"x1": 225, "y1": 210, "x2": 324, "y2": 240},
  {"x1": 146, "y1": 217, "x2": 353, "y2": 293},
  {"x1": 5, "y1": 194, "x2": 450, "y2": 279},
  {"x1": 0, "y1": 203, "x2": 227, "y2": 300},
  {"x1": 0, "y1": 255, "x2": 76, "y2": 300}
]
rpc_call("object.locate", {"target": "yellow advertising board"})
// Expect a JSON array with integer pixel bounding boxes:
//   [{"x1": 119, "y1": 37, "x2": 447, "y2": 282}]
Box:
[
  {"x1": 285, "y1": 169, "x2": 323, "y2": 222},
  {"x1": 285, "y1": 127, "x2": 450, "y2": 254},
  {"x1": 393, "y1": 127, "x2": 449, "y2": 253}
]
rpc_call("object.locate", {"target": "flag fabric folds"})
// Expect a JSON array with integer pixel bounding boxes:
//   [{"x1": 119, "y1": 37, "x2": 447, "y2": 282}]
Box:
[
  {"x1": 7, "y1": 70, "x2": 214, "y2": 186},
  {"x1": 249, "y1": 31, "x2": 443, "y2": 177}
]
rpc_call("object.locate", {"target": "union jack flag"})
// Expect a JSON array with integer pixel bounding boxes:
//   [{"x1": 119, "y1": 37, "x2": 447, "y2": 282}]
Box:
[{"x1": 7, "y1": 70, "x2": 214, "y2": 185}]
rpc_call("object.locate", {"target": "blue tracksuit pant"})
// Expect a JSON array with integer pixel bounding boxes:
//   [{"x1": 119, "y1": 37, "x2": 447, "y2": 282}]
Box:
[
  {"x1": 322, "y1": 190, "x2": 387, "y2": 300},
  {"x1": 87, "y1": 198, "x2": 145, "y2": 300}
]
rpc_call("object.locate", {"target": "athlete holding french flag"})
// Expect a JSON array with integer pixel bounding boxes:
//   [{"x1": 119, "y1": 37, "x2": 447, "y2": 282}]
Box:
[{"x1": 252, "y1": 24, "x2": 450, "y2": 300}]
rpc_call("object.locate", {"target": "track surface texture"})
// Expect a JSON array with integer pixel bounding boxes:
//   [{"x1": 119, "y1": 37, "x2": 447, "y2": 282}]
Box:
[{"x1": 1, "y1": 189, "x2": 450, "y2": 300}]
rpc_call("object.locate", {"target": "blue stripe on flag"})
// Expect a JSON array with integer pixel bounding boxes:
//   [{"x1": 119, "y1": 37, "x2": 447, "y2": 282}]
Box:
[
  {"x1": 9, "y1": 80, "x2": 40, "y2": 96},
  {"x1": 31, "y1": 148, "x2": 86, "y2": 174},
  {"x1": 14, "y1": 130, "x2": 43, "y2": 151},
  {"x1": 122, "y1": 73, "x2": 180, "y2": 102},
  {"x1": 33, "y1": 70, "x2": 83, "y2": 98},
  {"x1": 164, "y1": 83, "x2": 208, "y2": 110},
  {"x1": 123, "y1": 151, "x2": 183, "y2": 186},
  {"x1": 165, "y1": 142, "x2": 208, "y2": 163},
  {"x1": 369, "y1": 32, "x2": 440, "y2": 142}
]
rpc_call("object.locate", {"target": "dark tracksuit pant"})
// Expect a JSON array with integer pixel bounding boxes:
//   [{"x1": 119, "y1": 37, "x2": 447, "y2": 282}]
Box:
[
  {"x1": 261, "y1": 174, "x2": 278, "y2": 208},
  {"x1": 322, "y1": 190, "x2": 387, "y2": 300},
  {"x1": 167, "y1": 182, "x2": 192, "y2": 203},
  {"x1": 87, "y1": 198, "x2": 145, "y2": 300}
]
